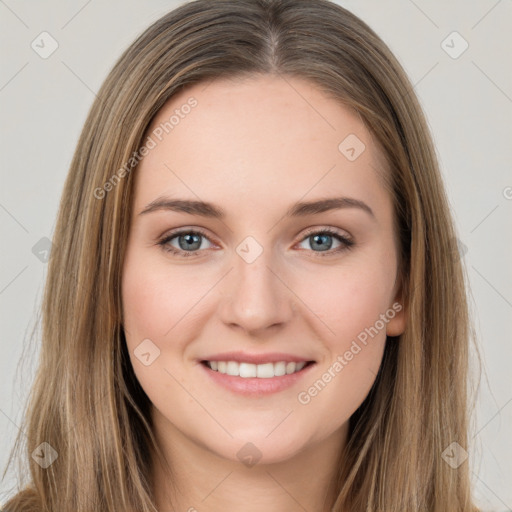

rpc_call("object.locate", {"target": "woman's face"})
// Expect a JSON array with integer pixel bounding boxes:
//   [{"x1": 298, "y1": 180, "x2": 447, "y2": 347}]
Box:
[{"x1": 122, "y1": 74, "x2": 406, "y2": 465}]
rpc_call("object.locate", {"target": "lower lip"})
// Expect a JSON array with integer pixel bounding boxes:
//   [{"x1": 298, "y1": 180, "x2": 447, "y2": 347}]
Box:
[{"x1": 199, "y1": 361, "x2": 316, "y2": 396}]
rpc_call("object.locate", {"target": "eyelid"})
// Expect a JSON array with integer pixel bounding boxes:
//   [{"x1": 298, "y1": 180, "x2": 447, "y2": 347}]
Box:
[{"x1": 299, "y1": 225, "x2": 352, "y2": 242}]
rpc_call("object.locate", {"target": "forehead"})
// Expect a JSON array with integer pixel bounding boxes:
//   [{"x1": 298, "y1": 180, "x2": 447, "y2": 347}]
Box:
[{"x1": 134, "y1": 75, "x2": 389, "y2": 216}]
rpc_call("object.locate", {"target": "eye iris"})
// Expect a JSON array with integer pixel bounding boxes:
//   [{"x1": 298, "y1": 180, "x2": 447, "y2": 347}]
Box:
[
  {"x1": 311, "y1": 233, "x2": 332, "y2": 251},
  {"x1": 179, "y1": 233, "x2": 201, "y2": 250}
]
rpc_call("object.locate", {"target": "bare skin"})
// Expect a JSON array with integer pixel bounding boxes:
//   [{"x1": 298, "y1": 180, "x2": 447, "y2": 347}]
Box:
[{"x1": 121, "y1": 74, "x2": 406, "y2": 512}]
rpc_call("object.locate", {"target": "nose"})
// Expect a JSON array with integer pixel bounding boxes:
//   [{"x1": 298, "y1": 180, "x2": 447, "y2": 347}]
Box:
[{"x1": 218, "y1": 247, "x2": 295, "y2": 336}]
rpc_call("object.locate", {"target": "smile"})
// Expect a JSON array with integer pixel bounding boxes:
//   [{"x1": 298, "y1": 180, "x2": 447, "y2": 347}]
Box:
[
  {"x1": 204, "y1": 360, "x2": 312, "y2": 378},
  {"x1": 200, "y1": 359, "x2": 316, "y2": 395}
]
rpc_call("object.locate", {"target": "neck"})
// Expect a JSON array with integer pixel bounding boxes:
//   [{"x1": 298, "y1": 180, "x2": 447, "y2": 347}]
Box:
[{"x1": 150, "y1": 408, "x2": 348, "y2": 512}]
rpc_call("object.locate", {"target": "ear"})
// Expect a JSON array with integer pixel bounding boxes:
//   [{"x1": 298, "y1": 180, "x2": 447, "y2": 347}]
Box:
[{"x1": 386, "y1": 274, "x2": 407, "y2": 337}]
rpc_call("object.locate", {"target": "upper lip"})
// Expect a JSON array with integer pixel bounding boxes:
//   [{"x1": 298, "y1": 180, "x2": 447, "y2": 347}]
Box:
[{"x1": 200, "y1": 351, "x2": 315, "y2": 365}]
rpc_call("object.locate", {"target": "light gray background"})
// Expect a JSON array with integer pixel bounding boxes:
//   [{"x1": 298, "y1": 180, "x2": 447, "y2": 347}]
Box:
[{"x1": 1, "y1": 0, "x2": 511, "y2": 510}]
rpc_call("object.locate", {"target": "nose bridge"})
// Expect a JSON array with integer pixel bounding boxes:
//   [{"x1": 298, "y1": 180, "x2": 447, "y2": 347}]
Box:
[{"x1": 219, "y1": 235, "x2": 293, "y2": 332}]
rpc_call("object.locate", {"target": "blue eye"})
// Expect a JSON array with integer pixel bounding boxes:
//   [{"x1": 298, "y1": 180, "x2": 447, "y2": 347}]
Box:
[
  {"x1": 296, "y1": 228, "x2": 354, "y2": 257},
  {"x1": 158, "y1": 227, "x2": 354, "y2": 258},
  {"x1": 158, "y1": 229, "x2": 213, "y2": 257}
]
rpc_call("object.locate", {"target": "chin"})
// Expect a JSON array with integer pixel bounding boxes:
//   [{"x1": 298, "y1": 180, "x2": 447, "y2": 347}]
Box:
[{"x1": 206, "y1": 427, "x2": 310, "y2": 466}]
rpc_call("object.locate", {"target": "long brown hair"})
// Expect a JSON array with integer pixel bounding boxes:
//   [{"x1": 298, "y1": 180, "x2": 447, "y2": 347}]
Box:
[{"x1": 2, "y1": 0, "x2": 482, "y2": 510}]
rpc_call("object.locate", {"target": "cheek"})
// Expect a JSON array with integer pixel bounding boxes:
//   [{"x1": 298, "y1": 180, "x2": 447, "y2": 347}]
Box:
[
  {"x1": 294, "y1": 260, "x2": 393, "y2": 349},
  {"x1": 294, "y1": 274, "x2": 388, "y2": 437},
  {"x1": 291, "y1": 261, "x2": 392, "y2": 416},
  {"x1": 121, "y1": 252, "x2": 211, "y2": 345},
  {"x1": 121, "y1": 253, "x2": 204, "y2": 413}
]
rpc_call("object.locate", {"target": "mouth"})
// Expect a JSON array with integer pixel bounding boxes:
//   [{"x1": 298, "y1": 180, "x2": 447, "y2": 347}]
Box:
[
  {"x1": 201, "y1": 360, "x2": 315, "y2": 378},
  {"x1": 199, "y1": 356, "x2": 317, "y2": 396}
]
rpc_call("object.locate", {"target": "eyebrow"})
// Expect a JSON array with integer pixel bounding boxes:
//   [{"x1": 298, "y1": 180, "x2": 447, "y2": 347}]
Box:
[{"x1": 139, "y1": 196, "x2": 375, "y2": 220}]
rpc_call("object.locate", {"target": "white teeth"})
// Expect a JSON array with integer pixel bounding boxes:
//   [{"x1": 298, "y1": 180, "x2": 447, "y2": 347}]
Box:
[
  {"x1": 206, "y1": 360, "x2": 310, "y2": 378},
  {"x1": 256, "y1": 363, "x2": 274, "y2": 378},
  {"x1": 274, "y1": 361, "x2": 286, "y2": 376},
  {"x1": 239, "y1": 362, "x2": 257, "y2": 378}
]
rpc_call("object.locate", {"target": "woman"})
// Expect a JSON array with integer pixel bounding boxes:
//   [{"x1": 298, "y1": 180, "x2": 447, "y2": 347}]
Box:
[{"x1": 2, "y1": 0, "x2": 482, "y2": 510}]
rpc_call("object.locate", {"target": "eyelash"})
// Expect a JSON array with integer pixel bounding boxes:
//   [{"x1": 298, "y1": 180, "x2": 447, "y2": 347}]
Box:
[{"x1": 157, "y1": 227, "x2": 354, "y2": 259}]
